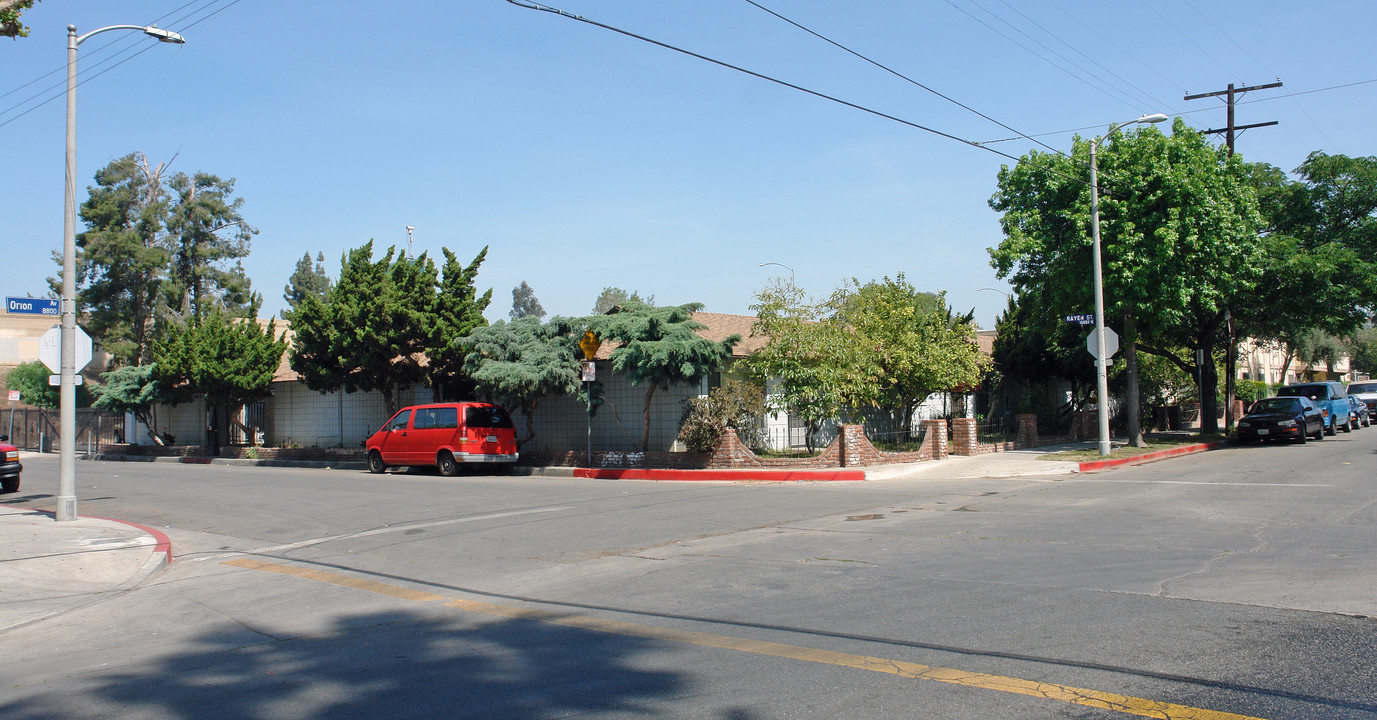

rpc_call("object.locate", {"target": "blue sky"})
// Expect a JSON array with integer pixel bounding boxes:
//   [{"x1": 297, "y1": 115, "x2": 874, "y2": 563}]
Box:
[{"x1": 3, "y1": 1, "x2": 1373, "y2": 330}]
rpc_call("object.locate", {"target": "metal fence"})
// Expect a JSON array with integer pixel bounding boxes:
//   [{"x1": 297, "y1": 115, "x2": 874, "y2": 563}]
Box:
[
  {"x1": 864, "y1": 423, "x2": 929, "y2": 453},
  {"x1": 3, "y1": 408, "x2": 124, "y2": 454}
]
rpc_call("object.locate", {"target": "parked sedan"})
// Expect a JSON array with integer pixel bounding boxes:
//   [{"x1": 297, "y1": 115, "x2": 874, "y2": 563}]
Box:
[
  {"x1": 1237, "y1": 397, "x2": 1325, "y2": 444},
  {"x1": 1347, "y1": 381, "x2": 1377, "y2": 427}
]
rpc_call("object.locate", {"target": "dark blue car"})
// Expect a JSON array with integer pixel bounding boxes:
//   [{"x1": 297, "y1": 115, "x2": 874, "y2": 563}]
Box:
[{"x1": 1237, "y1": 397, "x2": 1325, "y2": 444}]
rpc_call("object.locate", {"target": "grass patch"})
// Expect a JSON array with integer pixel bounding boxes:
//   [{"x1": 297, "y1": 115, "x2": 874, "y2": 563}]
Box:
[{"x1": 1038, "y1": 433, "x2": 1217, "y2": 462}]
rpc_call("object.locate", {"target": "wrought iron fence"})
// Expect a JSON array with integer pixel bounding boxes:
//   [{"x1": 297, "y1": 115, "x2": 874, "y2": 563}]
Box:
[
  {"x1": 864, "y1": 422, "x2": 930, "y2": 453},
  {"x1": 3, "y1": 408, "x2": 124, "y2": 454}
]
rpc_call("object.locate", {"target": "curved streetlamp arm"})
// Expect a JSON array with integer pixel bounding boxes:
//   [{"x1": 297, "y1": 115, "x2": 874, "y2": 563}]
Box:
[{"x1": 75, "y1": 23, "x2": 185, "y2": 45}]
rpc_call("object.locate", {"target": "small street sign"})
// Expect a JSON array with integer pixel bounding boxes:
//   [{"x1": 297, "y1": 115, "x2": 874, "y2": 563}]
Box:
[
  {"x1": 48, "y1": 374, "x2": 84, "y2": 386},
  {"x1": 7, "y1": 390, "x2": 19, "y2": 402},
  {"x1": 1065, "y1": 313, "x2": 1096, "y2": 326},
  {"x1": 6, "y1": 297, "x2": 59, "y2": 316}
]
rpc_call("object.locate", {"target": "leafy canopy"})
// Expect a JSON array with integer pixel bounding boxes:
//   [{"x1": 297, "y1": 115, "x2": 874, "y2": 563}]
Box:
[{"x1": 458, "y1": 316, "x2": 581, "y2": 448}]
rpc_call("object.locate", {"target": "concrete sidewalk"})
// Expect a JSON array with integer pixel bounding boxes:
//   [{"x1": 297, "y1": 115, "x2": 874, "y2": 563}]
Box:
[{"x1": 0, "y1": 504, "x2": 171, "y2": 632}]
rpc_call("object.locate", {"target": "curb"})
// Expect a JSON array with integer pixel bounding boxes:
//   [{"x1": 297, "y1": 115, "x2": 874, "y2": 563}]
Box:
[
  {"x1": 1077, "y1": 441, "x2": 1225, "y2": 473},
  {"x1": 573, "y1": 468, "x2": 866, "y2": 482}
]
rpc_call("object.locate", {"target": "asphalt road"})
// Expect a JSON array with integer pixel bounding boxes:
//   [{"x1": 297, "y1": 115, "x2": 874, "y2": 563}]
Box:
[{"x1": 2, "y1": 431, "x2": 1375, "y2": 719}]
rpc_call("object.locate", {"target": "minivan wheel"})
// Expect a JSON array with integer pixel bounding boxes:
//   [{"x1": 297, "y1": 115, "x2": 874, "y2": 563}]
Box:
[
  {"x1": 437, "y1": 451, "x2": 460, "y2": 477},
  {"x1": 1325, "y1": 418, "x2": 1337, "y2": 436},
  {"x1": 367, "y1": 451, "x2": 386, "y2": 474},
  {"x1": 1, "y1": 478, "x2": 18, "y2": 493}
]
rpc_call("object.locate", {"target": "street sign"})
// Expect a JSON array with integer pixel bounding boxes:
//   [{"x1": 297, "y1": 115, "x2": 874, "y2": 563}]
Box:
[
  {"x1": 38, "y1": 324, "x2": 93, "y2": 374},
  {"x1": 6, "y1": 297, "x2": 59, "y2": 316},
  {"x1": 1086, "y1": 327, "x2": 1119, "y2": 361},
  {"x1": 578, "y1": 331, "x2": 601, "y2": 361},
  {"x1": 48, "y1": 374, "x2": 84, "y2": 386},
  {"x1": 7, "y1": 390, "x2": 18, "y2": 402},
  {"x1": 1065, "y1": 313, "x2": 1096, "y2": 326}
]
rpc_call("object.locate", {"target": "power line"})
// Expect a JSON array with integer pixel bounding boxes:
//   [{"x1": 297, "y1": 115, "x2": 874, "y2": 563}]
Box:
[
  {"x1": 0, "y1": 0, "x2": 242, "y2": 129},
  {"x1": 741, "y1": 0, "x2": 1064, "y2": 156},
  {"x1": 506, "y1": 1, "x2": 1036, "y2": 167},
  {"x1": 943, "y1": 0, "x2": 1146, "y2": 113}
]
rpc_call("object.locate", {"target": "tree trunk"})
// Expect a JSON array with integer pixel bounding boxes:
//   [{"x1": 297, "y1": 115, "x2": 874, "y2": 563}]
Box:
[
  {"x1": 1199, "y1": 347, "x2": 1220, "y2": 435},
  {"x1": 641, "y1": 385, "x2": 657, "y2": 452},
  {"x1": 1224, "y1": 311, "x2": 1236, "y2": 432},
  {"x1": 1123, "y1": 313, "x2": 1145, "y2": 447}
]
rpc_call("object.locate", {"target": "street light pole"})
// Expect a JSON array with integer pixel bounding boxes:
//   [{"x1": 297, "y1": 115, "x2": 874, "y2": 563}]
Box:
[
  {"x1": 1089, "y1": 113, "x2": 1167, "y2": 457},
  {"x1": 59, "y1": 23, "x2": 184, "y2": 521}
]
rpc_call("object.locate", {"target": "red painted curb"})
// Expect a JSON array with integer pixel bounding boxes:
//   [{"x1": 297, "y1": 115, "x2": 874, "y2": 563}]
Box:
[
  {"x1": 1078, "y1": 441, "x2": 1224, "y2": 473},
  {"x1": 573, "y1": 468, "x2": 866, "y2": 482},
  {"x1": 25, "y1": 509, "x2": 173, "y2": 562}
]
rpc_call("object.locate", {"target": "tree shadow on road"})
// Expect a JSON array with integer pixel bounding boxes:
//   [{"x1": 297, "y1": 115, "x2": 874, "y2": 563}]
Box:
[{"x1": 0, "y1": 608, "x2": 753, "y2": 719}]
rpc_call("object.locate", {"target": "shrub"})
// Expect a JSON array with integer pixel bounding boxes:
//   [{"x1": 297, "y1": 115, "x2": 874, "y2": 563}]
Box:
[{"x1": 677, "y1": 379, "x2": 766, "y2": 453}]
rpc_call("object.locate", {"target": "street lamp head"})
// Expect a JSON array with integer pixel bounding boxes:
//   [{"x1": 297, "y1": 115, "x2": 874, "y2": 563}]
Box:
[
  {"x1": 143, "y1": 26, "x2": 185, "y2": 44},
  {"x1": 1136, "y1": 113, "x2": 1169, "y2": 125}
]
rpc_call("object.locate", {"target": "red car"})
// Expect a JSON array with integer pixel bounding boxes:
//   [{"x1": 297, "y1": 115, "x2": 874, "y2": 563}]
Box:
[
  {"x1": 1, "y1": 434, "x2": 20, "y2": 493},
  {"x1": 365, "y1": 402, "x2": 519, "y2": 476}
]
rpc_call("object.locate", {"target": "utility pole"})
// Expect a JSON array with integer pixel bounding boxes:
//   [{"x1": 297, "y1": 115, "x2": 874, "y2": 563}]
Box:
[{"x1": 1183, "y1": 80, "x2": 1282, "y2": 435}]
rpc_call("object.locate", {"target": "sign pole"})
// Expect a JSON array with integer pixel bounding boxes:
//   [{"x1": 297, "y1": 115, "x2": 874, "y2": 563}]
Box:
[{"x1": 578, "y1": 331, "x2": 601, "y2": 468}]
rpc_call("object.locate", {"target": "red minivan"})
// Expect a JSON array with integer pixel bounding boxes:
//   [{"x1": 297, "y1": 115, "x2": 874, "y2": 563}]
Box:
[{"x1": 365, "y1": 402, "x2": 518, "y2": 475}]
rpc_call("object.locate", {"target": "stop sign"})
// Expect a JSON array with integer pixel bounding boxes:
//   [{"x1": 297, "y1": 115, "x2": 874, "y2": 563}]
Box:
[
  {"x1": 1086, "y1": 326, "x2": 1119, "y2": 361},
  {"x1": 38, "y1": 324, "x2": 93, "y2": 374}
]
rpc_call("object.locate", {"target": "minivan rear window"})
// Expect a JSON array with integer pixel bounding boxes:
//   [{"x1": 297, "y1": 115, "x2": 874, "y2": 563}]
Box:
[{"x1": 466, "y1": 406, "x2": 514, "y2": 429}]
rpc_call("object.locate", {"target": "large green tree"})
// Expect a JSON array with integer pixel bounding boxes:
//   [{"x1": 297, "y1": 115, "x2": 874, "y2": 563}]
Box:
[
  {"x1": 836, "y1": 276, "x2": 990, "y2": 433},
  {"x1": 154, "y1": 312, "x2": 286, "y2": 453},
  {"x1": 69, "y1": 153, "x2": 171, "y2": 367},
  {"x1": 579, "y1": 300, "x2": 738, "y2": 452},
  {"x1": 163, "y1": 171, "x2": 260, "y2": 320},
  {"x1": 458, "y1": 316, "x2": 581, "y2": 448},
  {"x1": 744, "y1": 279, "x2": 877, "y2": 450},
  {"x1": 64, "y1": 154, "x2": 263, "y2": 367},
  {"x1": 427, "y1": 247, "x2": 493, "y2": 400},
  {"x1": 4, "y1": 361, "x2": 92, "y2": 410},
  {"x1": 290, "y1": 242, "x2": 491, "y2": 414},
  {"x1": 990, "y1": 120, "x2": 1265, "y2": 435},
  {"x1": 91, "y1": 364, "x2": 168, "y2": 445}
]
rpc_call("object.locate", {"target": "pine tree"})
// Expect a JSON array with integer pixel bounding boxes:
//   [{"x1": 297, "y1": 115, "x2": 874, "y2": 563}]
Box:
[{"x1": 283, "y1": 252, "x2": 332, "y2": 316}]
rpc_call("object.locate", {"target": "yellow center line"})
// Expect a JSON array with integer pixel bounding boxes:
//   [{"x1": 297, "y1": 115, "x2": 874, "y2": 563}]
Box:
[{"x1": 223, "y1": 558, "x2": 1269, "y2": 720}]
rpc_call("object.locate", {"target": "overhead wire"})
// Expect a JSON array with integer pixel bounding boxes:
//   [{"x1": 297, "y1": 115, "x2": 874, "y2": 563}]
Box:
[
  {"x1": 942, "y1": 0, "x2": 1146, "y2": 114},
  {"x1": 505, "y1": 1, "x2": 1040, "y2": 169},
  {"x1": 0, "y1": 0, "x2": 242, "y2": 130},
  {"x1": 740, "y1": 0, "x2": 1065, "y2": 156}
]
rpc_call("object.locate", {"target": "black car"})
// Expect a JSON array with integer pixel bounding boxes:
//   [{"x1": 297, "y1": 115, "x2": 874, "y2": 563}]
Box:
[{"x1": 1237, "y1": 397, "x2": 1325, "y2": 444}]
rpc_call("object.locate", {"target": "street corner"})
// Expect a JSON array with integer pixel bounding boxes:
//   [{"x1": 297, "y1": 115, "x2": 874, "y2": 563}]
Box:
[{"x1": 0, "y1": 505, "x2": 172, "y2": 631}]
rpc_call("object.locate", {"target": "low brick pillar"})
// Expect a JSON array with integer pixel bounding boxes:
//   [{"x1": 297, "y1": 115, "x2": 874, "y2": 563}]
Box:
[
  {"x1": 1230, "y1": 399, "x2": 1246, "y2": 427},
  {"x1": 1015, "y1": 414, "x2": 1038, "y2": 448},
  {"x1": 950, "y1": 417, "x2": 978, "y2": 456},
  {"x1": 922, "y1": 419, "x2": 948, "y2": 460}
]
